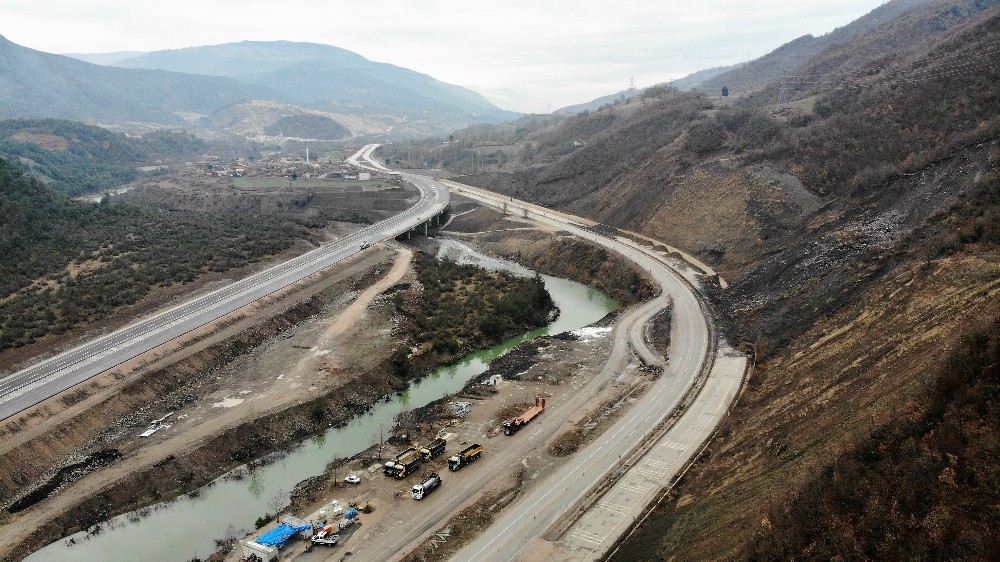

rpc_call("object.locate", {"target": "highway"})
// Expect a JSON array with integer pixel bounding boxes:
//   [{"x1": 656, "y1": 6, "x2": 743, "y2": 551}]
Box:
[
  {"x1": 347, "y1": 143, "x2": 392, "y2": 172},
  {"x1": 318, "y1": 169, "x2": 724, "y2": 562},
  {"x1": 0, "y1": 145, "x2": 448, "y2": 422},
  {"x1": 440, "y1": 182, "x2": 743, "y2": 562},
  {"x1": 1, "y1": 144, "x2": 740, "y2": 562}
]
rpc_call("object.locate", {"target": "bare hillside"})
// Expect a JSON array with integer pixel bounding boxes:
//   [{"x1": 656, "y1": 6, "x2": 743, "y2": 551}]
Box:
[{"x1": 380, "y1": 1, "x2": 1000, "y2": 558}]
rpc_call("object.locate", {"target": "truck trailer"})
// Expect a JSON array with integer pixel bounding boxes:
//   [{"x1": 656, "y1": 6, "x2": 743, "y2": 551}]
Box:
[
  {"x1": 385, "y1": 450, "x2": 423, "y2": 479},
  {"x1": 448, "y1": 443, "x2": 483, "y2": 471},
  {"x1": 411, "y1": 472, "x2": 442, "y2": 499},
  {"x1": 503, "y1": 397, "x2": 546, "y2": 435},
  {"x1": 384, "y1": 446, "x2": 419, "y2": 476},
  {"x1": 419, "y1": 438, "x2": 447, "y2": 460}
]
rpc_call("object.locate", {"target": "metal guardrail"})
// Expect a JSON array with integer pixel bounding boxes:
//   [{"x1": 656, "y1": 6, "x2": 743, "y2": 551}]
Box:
[{"x1": 0, "y1": 146, "x2": 450, "y2": 421}]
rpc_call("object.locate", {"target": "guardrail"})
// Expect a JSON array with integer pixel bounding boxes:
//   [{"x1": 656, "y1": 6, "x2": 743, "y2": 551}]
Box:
[{"x1": 0, "y1": 147, "x2": 450, "y2": 421}]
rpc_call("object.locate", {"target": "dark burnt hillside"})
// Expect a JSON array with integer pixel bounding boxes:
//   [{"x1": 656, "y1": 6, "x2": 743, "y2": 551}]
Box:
[
  {"x1": 698, "y1": 0, "x2": 930, "y2": 95},
  {"x1": 457, "y1": 3, "x2": 1000, "y2": 348},
  {"x1": 740, "y1": 318, "x2": 1000, "y2": 561},
  {"x1": 386, "y1": 1, "x2": 1000, "y2": 558}
]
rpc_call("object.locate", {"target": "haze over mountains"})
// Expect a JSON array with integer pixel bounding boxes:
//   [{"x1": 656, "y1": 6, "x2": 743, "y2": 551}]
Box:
[
  {"x1": 1, "y1": 0, "x2": 999, "y2": 559},
  {"x1": 0, "y1": 36, "x2": 517, "y2": 137},
  {"x1": 110, "y1": 42, "x2": 515, "y2": 124},
  {"x1": 422, "y1": 0, "x2": 1000, "y2": 559},
  {"x1": 0, "y1": 34, "x2": 269, "y2": 126}
]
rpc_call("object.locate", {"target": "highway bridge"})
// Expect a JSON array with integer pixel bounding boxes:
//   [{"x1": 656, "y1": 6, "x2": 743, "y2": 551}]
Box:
[{"x1": 0, "y1": 145, "x2": 448, "y2": 422}]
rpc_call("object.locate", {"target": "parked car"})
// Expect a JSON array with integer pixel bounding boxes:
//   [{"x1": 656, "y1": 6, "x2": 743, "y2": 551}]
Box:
[{"x1": 344, "y1": 474, "x2": 361, "y2": 484}]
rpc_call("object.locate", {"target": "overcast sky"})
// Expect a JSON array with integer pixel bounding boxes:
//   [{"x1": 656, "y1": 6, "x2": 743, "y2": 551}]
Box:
[{"x1": 2, "y1": 0, "x2": 887, "y2": 113}]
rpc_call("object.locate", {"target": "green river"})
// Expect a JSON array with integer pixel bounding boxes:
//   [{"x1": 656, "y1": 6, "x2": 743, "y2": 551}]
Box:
[{"x1": 27, "y1": 240, "x2": 617, "y2": 562}]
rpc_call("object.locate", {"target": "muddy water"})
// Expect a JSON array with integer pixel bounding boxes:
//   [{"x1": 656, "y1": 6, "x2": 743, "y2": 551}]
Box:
[{"x1": 27, "y1": 241, "x2": 617, "y2": 562}]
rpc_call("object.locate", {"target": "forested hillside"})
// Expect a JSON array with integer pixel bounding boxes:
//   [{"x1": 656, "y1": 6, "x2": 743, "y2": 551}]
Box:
[
  {"x1": 0, "y1": 35, "x2": 268, "y2": 124},
  {"x1": 263, "y1": 114, "x2": 351, "y2": 140},
  {"x1": 0, "y1": 120, "x2": 206, "y2": 195},
  {"x1": 0, "y1": 157, "x2": 326, "y2": 356},
  {"x1": 114, "y1": 41, "x2": 516, "y2": 125},
  {"x1": 383, "y1": 0, "x2": 1000, "y2": 557},
  {"x1": 1, "y1": 36, "x2": 517, "y2": 137}
]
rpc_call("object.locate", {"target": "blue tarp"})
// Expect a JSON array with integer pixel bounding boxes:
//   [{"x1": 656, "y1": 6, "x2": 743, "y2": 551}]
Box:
[
  {"x1": 257, "y1": 523, "x2": 311, "y2": 547},
  {"x1": 344, "y1": 508, "x2": 359, "y2": 520}
]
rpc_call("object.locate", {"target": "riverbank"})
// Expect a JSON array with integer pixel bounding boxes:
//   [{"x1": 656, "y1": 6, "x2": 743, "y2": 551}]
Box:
[
  {"x1": 228, "y1": 319, "x2": 628, "y2": 562},
  {"x1": 2, "y1": 247, "x2": 406, "y2": 562},
  {"x1": 204, "y1": 202, "x2": 663, "y2": 561},
  {"x1": 11, "y1": 212, "x2": 638, "y2": 562},
  {"x1": 4, "y1": 243, "x2": 552, "y2": 562}
]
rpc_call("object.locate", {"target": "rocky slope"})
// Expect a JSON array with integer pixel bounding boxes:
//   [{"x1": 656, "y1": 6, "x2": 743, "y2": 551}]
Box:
[{"x1": 386, "y1": 1, "x2": 1000, "y2": 557}]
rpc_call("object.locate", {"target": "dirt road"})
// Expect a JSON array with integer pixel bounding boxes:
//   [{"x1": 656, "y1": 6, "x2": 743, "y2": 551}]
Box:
[
  {"x1": 0, "y1": 245, "x2": 414, "y2": 561},
  {"x1": 208, "y1": 199, "x2": 661, "y2": 562}
]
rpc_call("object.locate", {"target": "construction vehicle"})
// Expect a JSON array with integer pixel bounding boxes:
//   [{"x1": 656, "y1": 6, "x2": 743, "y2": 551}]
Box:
[
  {"x1": 448, "y1": 443, "x2": 483, "y2": 471},
  {"x1": 310, "y1": 526, "x2": 339, "y2": 547},
  {"x1": 385, "y1": 450, "x2": 423, "y2": 479},
  {"x1": 383, "y1": 446, "x2": 419, "y2": 476},
  {"x1": 411, "y1": 472, "x2": 442, "y2": 499},
  {"x1": 503, "y1": 397, "x2": 546, "y2": 435},
  {"x1": 419, "y1": 438, "x2": 447, "y2": 460}
]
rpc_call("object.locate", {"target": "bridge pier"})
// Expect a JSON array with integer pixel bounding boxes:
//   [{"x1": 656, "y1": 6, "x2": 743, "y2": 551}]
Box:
[{"x1": 395, "y1": 204, "x2": 451, "y2": 242}]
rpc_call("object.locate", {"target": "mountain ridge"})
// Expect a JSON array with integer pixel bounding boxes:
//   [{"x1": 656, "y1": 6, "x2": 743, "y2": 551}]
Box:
[
  {"x1": 698, "y1": 0, "x2": 937, "y2": 94},
  {"x1": 0, "y1": 34, "x2": 271, "y2": 125},
  {"x1": 1, "y1": 37, "x2": 518, "y2": 136},
  {"x1": 377, "y1": 1, "x2": 1000, "y2": 557},
  {"x1": 112, "y1": 40, "x2": 517, "y2": 125}
]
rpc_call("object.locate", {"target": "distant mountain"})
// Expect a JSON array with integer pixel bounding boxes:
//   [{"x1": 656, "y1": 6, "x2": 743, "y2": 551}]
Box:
[
  {"x1": 554, "y1": 89, "x2": 641, "y2": 115},
  {"x1": 3, "y1": 38, "x2": 517, "y2": 136},
  {"x1": 64, "y1": 51, "x2": 147, "y2": 65},
  {"x1": 114, "y1": 41, "x2": 519, "y2": 130},
  {"x1": 696, "y1": 0, "x2": 962, "y2": 94},
  {"x1": 554, "y1": 64, "x2": 741, "y2": 115},
  {"x1": 0, "y1": 35, "x2": 272, "y2": 125},
  {"x1": 263, "y1": 114, "x2": 351, "y2": 140}
]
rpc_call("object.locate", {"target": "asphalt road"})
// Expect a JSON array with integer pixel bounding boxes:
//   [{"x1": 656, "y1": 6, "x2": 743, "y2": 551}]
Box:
[
  {"x1": 347, "y1": 144, "x2": 392, "y2": 172},
  {"x1": 320, "y1": 168, "x2": 686, "y2": 562},
  {"x1": 0, "y1": 145, "x2": 448, "y2": 422},
  {"x1": 441, "y1": 182, "x2": 721, "y2": 562},
  {"x1": 349, "y1": 286, "x2": 673, "y2": 561}
]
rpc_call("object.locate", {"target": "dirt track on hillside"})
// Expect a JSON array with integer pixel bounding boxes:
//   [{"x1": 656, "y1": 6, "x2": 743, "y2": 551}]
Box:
[
  {"x1": 0, "y1": 243, "x2": 415, "y2": 562},
  {"x1": 0, "y1": 195, "x2": 657, "y2": 562}
]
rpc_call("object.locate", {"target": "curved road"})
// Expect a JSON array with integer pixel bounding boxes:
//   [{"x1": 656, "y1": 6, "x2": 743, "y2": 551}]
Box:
[
  {"x1": 327, "y1": 157, "x2": 717, "y2": 562},
  {"x1": 331, "y1": 150, "x2": 725, "y2": 562},
  {"x1": 438, "y1": 182, "x2": 740, "y2": 562},
  {"x1": 0, "y1": 145, "x2": 448, "y2": 422}
]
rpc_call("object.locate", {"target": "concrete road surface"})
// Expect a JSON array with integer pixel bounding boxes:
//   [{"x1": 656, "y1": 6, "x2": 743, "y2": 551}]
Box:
[{"x1": 441, "y1": 182, "x2": 744, "y2": 562}]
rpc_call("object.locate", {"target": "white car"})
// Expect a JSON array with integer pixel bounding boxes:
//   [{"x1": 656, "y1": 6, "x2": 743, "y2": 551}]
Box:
[{"x1": 344, "y1": 474, "x2": 361, "y2": 484}]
